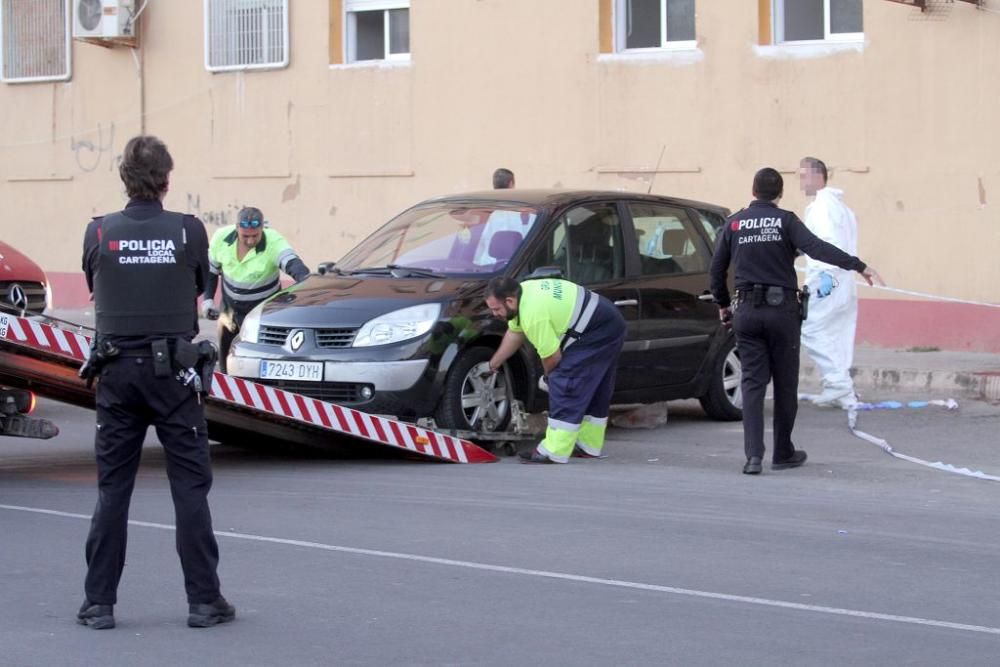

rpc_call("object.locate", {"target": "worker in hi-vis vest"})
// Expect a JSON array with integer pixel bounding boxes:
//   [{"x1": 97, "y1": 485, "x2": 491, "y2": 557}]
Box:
[
  {"x1": 201, "y1": 206, "x2": 310, "y2": 372},
  {"x1": 485, "y1": 276, "x2": 626, "y2": 463}
]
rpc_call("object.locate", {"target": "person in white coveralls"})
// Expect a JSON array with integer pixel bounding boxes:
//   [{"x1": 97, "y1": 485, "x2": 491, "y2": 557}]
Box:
[{"x1": 798, "y1": 156, "x2": 861, "y2": 409}]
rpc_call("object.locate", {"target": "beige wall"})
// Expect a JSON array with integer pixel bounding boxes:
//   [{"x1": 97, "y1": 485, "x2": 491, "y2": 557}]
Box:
[{"x1": 1, "y1": 0, "x2": 998, "y2": 304}]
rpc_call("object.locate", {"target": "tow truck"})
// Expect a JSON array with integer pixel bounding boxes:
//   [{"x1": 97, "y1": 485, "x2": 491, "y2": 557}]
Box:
[{"x1": 0, "y1": 312, "x2": 504, "y2": 463}]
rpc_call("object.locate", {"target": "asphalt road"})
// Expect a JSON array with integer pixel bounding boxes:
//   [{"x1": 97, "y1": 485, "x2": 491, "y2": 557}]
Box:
[{"x1": 2, "y1": 396, "x2": 999, "y2": 666}]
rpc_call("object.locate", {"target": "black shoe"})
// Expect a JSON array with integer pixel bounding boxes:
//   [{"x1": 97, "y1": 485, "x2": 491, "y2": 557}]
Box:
[
  {"x1": 187, "y1": 596, "x2": 236, "y2": 628},
  {"x1": 772, "y1": 450, "x2": 808, "y2": 470},
  {"x1": 77, "y1": 600, "x2": 115, "y2": 630},
  {"x1": 519, "y1": 449, "x2": 554, "y2": 464},
  {"x1": 742, "y1": 456, "x2": 763, "y2": 475}
]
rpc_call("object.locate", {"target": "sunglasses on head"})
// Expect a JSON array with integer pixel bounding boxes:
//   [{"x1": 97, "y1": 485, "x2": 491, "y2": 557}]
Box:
[{"x1": 238, "y1": 219, "x2": 263, "y2": 229}]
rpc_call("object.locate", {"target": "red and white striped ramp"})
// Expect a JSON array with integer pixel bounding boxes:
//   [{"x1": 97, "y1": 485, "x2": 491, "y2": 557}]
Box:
[{"x1": 0, "y1": 314, "x2": 497, "y2": 463}]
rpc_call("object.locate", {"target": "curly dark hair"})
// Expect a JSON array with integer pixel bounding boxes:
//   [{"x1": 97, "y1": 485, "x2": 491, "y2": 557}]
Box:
[{"x1": 119, "y1": 135, "x2": 173, "y2": 200}]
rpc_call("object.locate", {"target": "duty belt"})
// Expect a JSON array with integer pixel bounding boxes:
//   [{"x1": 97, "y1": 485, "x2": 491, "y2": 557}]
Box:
[{"x1": 560, "y1": 288, "x2": 598, "y2": 351}]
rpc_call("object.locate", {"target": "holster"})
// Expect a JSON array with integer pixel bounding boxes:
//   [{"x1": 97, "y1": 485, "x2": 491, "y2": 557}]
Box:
[
  {"x1": 196, "y1": 341, "x2": 219, "y2": 394},
  {"x1": 172, "y1": 339, "x2": 218, "y2": 395},
  {"x1": 798, "y1": 288, "x2": 810, "y2": 322},
  {"x1": 78, "y1": 338, "x2": 120, "y2": 388}
]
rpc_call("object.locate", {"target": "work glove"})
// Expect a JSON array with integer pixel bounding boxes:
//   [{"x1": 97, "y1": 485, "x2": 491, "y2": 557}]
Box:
[
  {"x1": 200, "y1": 298, "x2": 219, "y2": 320},
  {"x1": 815, "y1": 272, "x2": 835, "y2": 299},
  {"x1": 538, "y1": 376, "x2": 549, "y2": 393}
]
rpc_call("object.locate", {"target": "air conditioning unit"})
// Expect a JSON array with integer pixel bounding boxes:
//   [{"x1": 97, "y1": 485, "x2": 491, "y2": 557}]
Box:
[{"x1": 73, "y1": 0, "x2": 135, "y2": 39}]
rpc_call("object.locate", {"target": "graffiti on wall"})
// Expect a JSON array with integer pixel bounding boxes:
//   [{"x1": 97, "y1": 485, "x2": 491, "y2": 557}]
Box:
[
  {"x1": 71, "y1": 123, "x2": 122, "y2": 173},
  {"x1": 185, "y1": 193, "x2": 246, "y2": 228}
]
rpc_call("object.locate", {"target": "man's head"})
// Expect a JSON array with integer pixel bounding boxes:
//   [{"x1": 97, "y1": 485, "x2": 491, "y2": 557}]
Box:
[
  {"x1": 492, "y1": 168, "x2": 515, "y2": 190},
  {"x1": 236, "y1": 206, "x2": 265, "y2": 249},
  {"x1": 752, "y1": 167, "x2": 784, "y2": 202},
  {"x1": 485, "y1": 276, "x2": 521, "y2": 322},
  {"x1": 119, "y1": 135, "x2": 173, "y2": 201},
  {"x1": 798, "y1": 157, "x2": 828, "y2": 197}
]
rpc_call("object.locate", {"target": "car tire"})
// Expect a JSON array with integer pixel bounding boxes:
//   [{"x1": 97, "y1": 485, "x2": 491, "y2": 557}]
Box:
[
  {"x1": 699, "y1": 337, "x2": 743, "y2": 421},
  {"x1": 435, "y1": 347, "x2": 513, "y2": 433}
]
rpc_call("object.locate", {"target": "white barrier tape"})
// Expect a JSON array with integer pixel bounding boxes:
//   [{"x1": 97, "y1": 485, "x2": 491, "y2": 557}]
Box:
[
  {"x1": 846, "y1": 407, "x2": 1000, "y2": 483},
  {"x1": 799, "y1": 394, "x2": 964, "y2": 411},
  {"x1": 794, "y1": 267, "x2": 1000, "y2": 309}
]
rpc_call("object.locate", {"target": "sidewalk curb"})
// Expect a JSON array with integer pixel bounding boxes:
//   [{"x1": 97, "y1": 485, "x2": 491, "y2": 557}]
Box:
[{"x1": 800, "y1": 366, "x2": 1000, "y2": 401}]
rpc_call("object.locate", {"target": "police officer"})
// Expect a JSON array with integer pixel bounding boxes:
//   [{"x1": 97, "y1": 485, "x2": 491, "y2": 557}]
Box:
[
  {"x1": 78, "y1": 135, "x2": 235, "y2": 629},
  {"x1": 201, "y1": 206, "x2": 310, "y2": 372},
  {"x1": 485, "y1": 276, "x2": 626, "y2": 463},
  {"x1": 710, "y1": 167, "x2": 882, "y2": 475}
]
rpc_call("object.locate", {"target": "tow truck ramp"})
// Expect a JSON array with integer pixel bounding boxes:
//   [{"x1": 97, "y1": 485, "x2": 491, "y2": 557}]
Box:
[{"x1": 0, "y1": 313, "x2": 497, "y2": 463}]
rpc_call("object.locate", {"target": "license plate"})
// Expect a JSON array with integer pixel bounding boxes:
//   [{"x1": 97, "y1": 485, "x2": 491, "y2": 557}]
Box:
[{"x1": 259, "y1": 360, "x2": 323, "y2": 381}]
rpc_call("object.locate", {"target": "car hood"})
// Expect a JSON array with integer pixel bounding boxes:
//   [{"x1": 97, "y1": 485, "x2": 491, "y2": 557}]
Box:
[
  {"x1": 257, "y1": 274, "x2": 487, "y2": 328},
  {"x1": 0, "y1": 241, "x2": 48, "y2": 285}
]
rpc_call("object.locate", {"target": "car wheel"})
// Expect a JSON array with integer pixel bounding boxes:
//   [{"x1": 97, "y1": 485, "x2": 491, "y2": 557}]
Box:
[
  {"x1": 435, "y1": 347, "x2": 512, "y2": 432},
  {"x1": 698, "y1": 337, "x2": 742, "y2": 421}
]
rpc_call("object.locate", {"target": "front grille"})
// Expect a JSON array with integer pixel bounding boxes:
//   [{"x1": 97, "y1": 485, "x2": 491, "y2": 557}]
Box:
[
  {"x1": 259, "y1": 325, "x2": 291, "y2": 346},
  {"x1": 316, "y1": 328, "x2": 357, "y2": 348},
  {"x1": 255, "y1": 379, "x2": 367, "y2": 404},
  {"x1": 0, "y1": 281, "x2": 46, "y2": 314}
]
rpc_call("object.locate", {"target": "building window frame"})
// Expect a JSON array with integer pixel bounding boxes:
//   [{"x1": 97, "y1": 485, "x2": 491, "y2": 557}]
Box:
[
  {"x1": 203, "y1": 0, "x2": 290, "y2": 73},
  {"x1": 344, "y1": 0, "x2": 410, "y2": 64},
  {"x1": 0, "y1": 0, "x2": 71, "y2": 84},
  {"x1": 772, "y1": 0, "x2": 863, "y2": 45},
  {"x1": 614, "y1": 0, "x2": 697, "y2": 53}
]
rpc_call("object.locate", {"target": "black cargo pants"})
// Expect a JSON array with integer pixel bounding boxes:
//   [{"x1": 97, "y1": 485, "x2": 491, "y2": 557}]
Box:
[
  {"x1": 84, "y1": 353, "x2": 221, "y2": 605},
  {"x1": 732, "y1": 294, "x2": 802, "y2": 462}
]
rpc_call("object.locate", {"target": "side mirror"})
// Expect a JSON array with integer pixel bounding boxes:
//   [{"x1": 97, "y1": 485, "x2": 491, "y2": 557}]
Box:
[
  {"x1": 317, "y1": 261, "x2": 337, "y2": 275},
  {"x1": 522, "y1": 266, "x2": 564, "y2": 281}
]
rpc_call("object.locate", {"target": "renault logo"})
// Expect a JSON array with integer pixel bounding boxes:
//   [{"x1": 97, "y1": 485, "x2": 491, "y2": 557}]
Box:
[
  {"x1": 288, "y1": 329, "x2": 305, "y2": 351},
  {"x1": 7, "y1": 284, "x2": 27, "y2": 311}
]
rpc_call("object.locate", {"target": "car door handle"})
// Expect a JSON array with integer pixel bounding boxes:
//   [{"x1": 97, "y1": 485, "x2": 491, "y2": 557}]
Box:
[
  {"x1": 613, "y1": 299, "x2": 637, "y2": 307},
  {"x1": 697, "y1": 293, "x2": 715, "y2": 302}
]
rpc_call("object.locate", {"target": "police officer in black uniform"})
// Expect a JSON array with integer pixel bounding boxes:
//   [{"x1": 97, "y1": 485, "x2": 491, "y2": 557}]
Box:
[
  {"x1": 710, "y1": 168, "x2": 882, "y2": 475},
  {"x1": 77, "y1": 136, "x2": 235, "y2": 629}
]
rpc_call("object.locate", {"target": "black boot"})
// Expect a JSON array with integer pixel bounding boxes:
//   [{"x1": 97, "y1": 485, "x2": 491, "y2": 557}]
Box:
[
  {"x1": 188, "y1": 596, "x2": 236, "y2": 628},
  {"x1": 772, "y1": 450, "x2": 808, "y2": 470},
  {"x1": 77, "y1": 600, "x2": 115, "y2": 630}
]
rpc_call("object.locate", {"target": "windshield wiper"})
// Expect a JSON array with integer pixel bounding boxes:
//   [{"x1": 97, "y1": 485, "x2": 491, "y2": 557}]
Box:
[{"x1": 347, "y1": 265, "x2": 445, "y2": 278}]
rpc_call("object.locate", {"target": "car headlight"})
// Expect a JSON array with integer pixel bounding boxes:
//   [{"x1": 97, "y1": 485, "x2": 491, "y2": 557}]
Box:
[
  {"x1": 353, "y1": 303, "x2": 442, "y2": 348},
  {"x1": 239, "y1": 307, "x2": 262, "y2": 343},
  {"x1": 44, "y1": 282, "x2": 53, "y2": 312}
]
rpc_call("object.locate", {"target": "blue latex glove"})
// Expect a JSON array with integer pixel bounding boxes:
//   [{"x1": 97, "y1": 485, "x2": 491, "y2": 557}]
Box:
[{"x1": 816, "y1": 271, "x2": 834, "y2": 298}]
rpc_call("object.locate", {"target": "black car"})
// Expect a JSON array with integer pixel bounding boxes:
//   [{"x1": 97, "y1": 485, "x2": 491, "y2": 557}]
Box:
[{"x1": 227, "y1": 190, "x2": 742, "y2": 432}]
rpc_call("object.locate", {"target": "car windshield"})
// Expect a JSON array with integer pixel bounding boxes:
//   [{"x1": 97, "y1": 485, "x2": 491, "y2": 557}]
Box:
[{"x1": 337, "y1": 203, "x2": 540, "y2": 275}]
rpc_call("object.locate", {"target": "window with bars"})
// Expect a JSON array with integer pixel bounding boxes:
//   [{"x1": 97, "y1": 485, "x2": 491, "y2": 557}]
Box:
[
  {"x1": 773, "y1": 0, "x2": 863, "y2": 43},
  {"x1": 345, "y1": 0, "x2": 409, "y2": 63},
  {"x1": 0, "y1": 0, "x2": 70, "y2": 83},
  {"x1": 205, "y1": 0, "x2": 289, "y2": 71},
  {"x1": 616, "y1": 0, "x2": 696, "y2": 51}
]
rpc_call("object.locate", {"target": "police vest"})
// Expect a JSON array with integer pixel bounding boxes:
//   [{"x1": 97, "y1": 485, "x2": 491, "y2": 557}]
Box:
[{"x1": 94, "y1": 211, "x2": 197, "y2": 336}]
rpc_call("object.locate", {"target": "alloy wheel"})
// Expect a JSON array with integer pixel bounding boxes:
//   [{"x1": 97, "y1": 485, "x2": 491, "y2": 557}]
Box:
[{"x1": 460, "y1": 361, "x2": 511, "y2": 431}]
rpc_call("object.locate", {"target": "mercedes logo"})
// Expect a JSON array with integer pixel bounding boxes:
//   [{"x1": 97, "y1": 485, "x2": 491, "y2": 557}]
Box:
[
  {"x1": 288, "y1": 329, "x2": 305, "y2": 351},
  {"x1": 7, "y1": 284, "x2": 27, "y2": 311}
]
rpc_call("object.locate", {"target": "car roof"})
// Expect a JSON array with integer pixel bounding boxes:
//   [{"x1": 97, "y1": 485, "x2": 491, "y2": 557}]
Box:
[{"x1": 419, "y1": 189, "x2": 729, "y2": 216}]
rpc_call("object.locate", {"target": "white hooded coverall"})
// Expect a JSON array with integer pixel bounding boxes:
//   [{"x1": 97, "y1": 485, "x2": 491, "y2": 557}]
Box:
[{"x1": 801, "y1": 187, "x2": 859, "y2": 404}]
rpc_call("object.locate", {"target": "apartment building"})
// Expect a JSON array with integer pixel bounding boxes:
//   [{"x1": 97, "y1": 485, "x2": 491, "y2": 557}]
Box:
[{"x1": 1, "y1": 0, "x2": 997, "y2": 349}]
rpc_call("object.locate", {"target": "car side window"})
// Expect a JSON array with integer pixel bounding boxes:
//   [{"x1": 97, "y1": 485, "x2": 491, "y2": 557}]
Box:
[
  {"x1": 628, "y1": 202, "x2": 708, "y2": 275},
  {"x1": 523, "y1": 203, "x2": 625, "y2": 284},
  {"x1": 693, "y1": 208, "x2": 725, "y2": 245}
]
